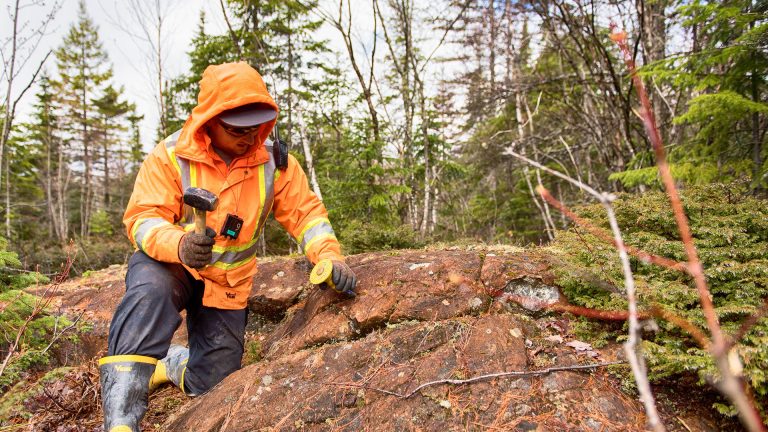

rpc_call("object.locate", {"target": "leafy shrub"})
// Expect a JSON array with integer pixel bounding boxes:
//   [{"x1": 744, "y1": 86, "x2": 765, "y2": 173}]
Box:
[
  {"x1": 0, "y1": 237, "x2": 48, "y2": 290},
  {"x1": 551, "y1": 182, "x2": 768, "y2": 413},
  {"x1": 0, "y1": 237, "x2": 74, "y2": 394},
  {"x1": 89, "y1": 209, "x2": 114, "y2": 236}
]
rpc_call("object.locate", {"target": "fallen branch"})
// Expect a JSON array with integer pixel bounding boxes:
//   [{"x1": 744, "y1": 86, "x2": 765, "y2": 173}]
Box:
[
  {"x1": 219, "y1": 378, "x2": 253, "y2": 432},
  {"x1": 326, "y1": 361, "x2": 625, "y2": 399}
]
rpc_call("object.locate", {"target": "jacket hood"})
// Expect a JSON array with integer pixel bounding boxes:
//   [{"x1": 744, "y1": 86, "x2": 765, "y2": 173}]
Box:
[{"x1": 175, "y1": 62, "x2": 279, "y2": 161}]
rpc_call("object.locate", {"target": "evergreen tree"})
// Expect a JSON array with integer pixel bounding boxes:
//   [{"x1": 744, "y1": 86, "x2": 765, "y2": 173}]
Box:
[
  {"x1": 20, "y1": 75, "x2": 69, "y2": 245},
  {"x1": 92, "y1": 84, "x2": 132, "y2": 211},
  {"x1": 52, "y1": 0, "x2": 113, "y2": 238},
  {"x1": 667, "y1": 0, "x2": 767, "y2": 189},
  {"x1": 166, "y1": 11, "x2": 238, "y2": 135}
]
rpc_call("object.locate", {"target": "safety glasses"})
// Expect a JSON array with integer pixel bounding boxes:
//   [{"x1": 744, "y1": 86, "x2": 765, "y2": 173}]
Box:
[{"x1": 218, "y1": 119, "x2": 260, "y2": 137}]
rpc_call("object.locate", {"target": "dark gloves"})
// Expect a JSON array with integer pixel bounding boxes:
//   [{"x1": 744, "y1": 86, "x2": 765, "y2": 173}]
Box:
[
  {"x1": 178, "y1": 227, "x2": 216, "y2": 269},
  {"x1": 330, "y1": 260, "x2": 357, "y2": 297}
]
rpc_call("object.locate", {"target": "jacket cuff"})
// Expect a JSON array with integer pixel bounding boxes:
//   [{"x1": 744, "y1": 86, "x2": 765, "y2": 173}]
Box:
[
  {"x1": 316, "y1": 250, "x2": 344, "y2": 263},
  {"x1": 161, "y1": 229, "x2": 186, "y2": 264}
]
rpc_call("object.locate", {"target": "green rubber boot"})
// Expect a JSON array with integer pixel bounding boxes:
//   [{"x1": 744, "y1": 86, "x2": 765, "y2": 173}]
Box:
[
  {"x1": 149, "y1": 344, "x2": 190, "y2": 394},
  {"x1": 99, "y1": 355, "x2": 157, "y2": 432}
]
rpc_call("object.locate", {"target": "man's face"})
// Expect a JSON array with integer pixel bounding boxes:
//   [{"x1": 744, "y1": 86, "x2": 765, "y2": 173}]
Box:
[{"x1": 207, "y1": 118, "x2": 263, "y2": 158}]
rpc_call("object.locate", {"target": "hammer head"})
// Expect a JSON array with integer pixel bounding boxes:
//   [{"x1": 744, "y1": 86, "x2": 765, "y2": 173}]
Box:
[{"x1": 183, "y1": 187, "x2": 219, "y2": 212}]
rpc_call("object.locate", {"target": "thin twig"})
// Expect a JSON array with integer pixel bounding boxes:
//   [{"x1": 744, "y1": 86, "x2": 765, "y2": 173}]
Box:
[
  {"x1": 220, "y1": 379, "x2": 254, "y2": 432},
  {"x1": 727, "y1": 296, "x2": 768, "y2": 349},
  {"x1": 324, "y1": 361, "x2": 625, "y2": 399},
  {"x1": 0, "y1": 253, "x2": 73, "y2": 379},
  {"x1": 503, "y1": 171, "x2": 665, "y2": 429},
  {"x1": 537, "y1": 187, "x2": 687, "y2": 272},
  {"x1": 649, "y1": 304, "x2": 710, "y2": 349},
  {"x1": 602, "y1": 200, "x2": 665, "y2": 432}
]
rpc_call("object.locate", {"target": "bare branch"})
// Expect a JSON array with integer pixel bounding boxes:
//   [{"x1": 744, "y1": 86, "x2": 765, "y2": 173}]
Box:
[
  {"x1": 219, "y1": 0, "x2": 244, "y2": 60},
  {"x1": 611, "y1": 26, "x2": 765, "y2": 432}
]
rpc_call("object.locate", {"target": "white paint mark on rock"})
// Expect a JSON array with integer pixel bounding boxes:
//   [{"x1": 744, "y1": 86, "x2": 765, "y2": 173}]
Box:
[{"x1": 409, "y1": 263, "x2": 431, "y2": 270}]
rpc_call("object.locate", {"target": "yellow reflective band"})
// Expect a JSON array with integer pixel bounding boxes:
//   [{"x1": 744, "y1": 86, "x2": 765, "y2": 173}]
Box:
[
  {"x1": 275, "y1": 170, "x2": 281, "y2": 182},
  {"x1": 253, "y1": 164, "x2": 266, "y2": 230},
  {"x1": 190, "y1": 162, "x2": 198, "y2": 188},
  {"x1": 99, "y1": 355, "x2": 158, "y2": 366},
  {"x1": 212, "y1": 238, "x2": 258, "y2": 254},
  {"x1": 180, "y1": 363, "x2": 188, "y2": 394},
  {"x1": 110, "y1": 426, "x2": 133, "y2": 432},
  {"x1": 210, "y1": 253, "x2": 257, "y2": 270},
  {"x1": 297, "y1": 218, "x2": 331, "y2": 245},
  {"x1": 166, "y1": 146, "x2": 181, "y2": 174},
  {"x1": 303, "y1": 233, "x2": 337, "y2": 255}
]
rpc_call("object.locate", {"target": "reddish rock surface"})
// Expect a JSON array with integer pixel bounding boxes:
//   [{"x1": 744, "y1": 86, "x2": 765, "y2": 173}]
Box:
[
  {"x1": 13, "y1": 247, "x2": 734, "y2": 431},
  {"x1": 167, "y1": 248, "x2": 652, "y2": 431}
]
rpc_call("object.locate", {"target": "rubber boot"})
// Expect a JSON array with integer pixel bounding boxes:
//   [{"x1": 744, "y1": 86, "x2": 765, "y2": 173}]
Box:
[
  {"x1": 99, "y1": 355, "x2": 157, "y2": 432},
  {"x1": 149, "y1": 344, "x2": 190, "y2": 394}
]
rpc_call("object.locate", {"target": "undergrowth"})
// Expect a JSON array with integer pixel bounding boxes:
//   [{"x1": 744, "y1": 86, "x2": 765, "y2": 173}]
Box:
[{"x1": 551, "y1": 181, "x2": 768, "y2": 416}]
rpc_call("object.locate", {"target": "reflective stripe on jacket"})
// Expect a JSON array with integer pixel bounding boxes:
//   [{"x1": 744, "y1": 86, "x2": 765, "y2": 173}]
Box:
[{"x1": 123, "y1": 62, "x2": 343, "y2": 309}]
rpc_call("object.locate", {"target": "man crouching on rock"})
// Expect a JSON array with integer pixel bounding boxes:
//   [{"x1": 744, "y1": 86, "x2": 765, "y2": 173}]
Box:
[{"x1": 98, "y1": 62, "x2": 356, "y2": 432}]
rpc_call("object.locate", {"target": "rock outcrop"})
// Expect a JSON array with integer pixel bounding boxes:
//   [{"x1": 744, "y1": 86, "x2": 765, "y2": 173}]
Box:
[
  {"x1": 172, "y1": 248, "x2": 644, "y2": 431},
  {"x1": 9, "y1": 247, "x2": 732, "y2": 431}
]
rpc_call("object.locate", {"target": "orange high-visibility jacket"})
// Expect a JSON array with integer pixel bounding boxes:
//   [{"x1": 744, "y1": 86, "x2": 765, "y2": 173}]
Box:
[{"x1": 123, "y1": 62, "x2": 342, "y2": 309}]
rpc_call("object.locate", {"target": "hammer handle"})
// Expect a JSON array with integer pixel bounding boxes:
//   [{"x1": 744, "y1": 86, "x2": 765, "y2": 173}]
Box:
[{"x1": 193, "y1": 208, "x2": 207, "y2": 235}]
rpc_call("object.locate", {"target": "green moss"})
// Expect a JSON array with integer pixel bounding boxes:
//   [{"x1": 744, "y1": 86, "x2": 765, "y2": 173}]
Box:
[
  {"x1": 243, "y1": 340, "x2": 263, "y2": 365},
  {"x1": 551, "y1": 182, "x2": 768, "y2": 413},
  {"x1": 0, "y1": 367, "x2": 72, "y2": 422},
  {"x1": 0, "y1": 290, "x2": 77, "y2": 391}
]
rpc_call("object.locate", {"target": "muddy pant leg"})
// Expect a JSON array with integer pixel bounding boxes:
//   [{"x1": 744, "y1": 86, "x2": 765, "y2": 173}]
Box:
[
  {"x1": 101, "y1": 251, "x2": 200, "y2": 432},
  {"x1": 108, "y1": 251, "x2": 200, "y2": 358},
  {"x1": 182, "y1": 302, "x2": 248, "y2": 396}
]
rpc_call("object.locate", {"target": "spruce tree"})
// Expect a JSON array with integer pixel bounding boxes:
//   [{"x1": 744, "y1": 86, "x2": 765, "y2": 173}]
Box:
[
  {"x1": 92, "y1": 84, "x2": 131, "y2": 211},
  {"x1": 52, "y1": 0, "x2": 113, "y2": 238},
  {"x1": 640, "y1": 0, "x2": 768, "y2": 189},
  {"x1": 21, "y1": 75, "x2": 69, "y2": 245}
]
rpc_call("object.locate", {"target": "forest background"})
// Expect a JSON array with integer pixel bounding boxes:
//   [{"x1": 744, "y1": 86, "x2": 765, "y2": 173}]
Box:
[
  {"x1": 2, "y1": 0, "x2": 768, "y2": 426},
  {"x1": 1, "y1": 0, "x2": 765, "y2": 276}
]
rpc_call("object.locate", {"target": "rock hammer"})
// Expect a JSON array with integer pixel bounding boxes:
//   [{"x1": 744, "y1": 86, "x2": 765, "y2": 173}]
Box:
[{"x1": 183, "y1": 187, "x2": 219, "y2": 235}]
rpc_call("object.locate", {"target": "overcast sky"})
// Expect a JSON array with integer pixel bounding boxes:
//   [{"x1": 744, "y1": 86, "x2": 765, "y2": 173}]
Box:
[
  {"x1": 0, "y1": 0, "x2": 462, "y2": 149},
  {"x1": 2, "y1": 1, "x2": 224, "y2": 147},
  {"x1": 3, "y1": 0, "x2": 386, "y2": 151}
]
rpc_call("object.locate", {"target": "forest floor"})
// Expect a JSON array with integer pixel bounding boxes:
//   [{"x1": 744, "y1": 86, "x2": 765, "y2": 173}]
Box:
[{"x1": 1, "y1": 246, "x2": 744, "y2": 431}]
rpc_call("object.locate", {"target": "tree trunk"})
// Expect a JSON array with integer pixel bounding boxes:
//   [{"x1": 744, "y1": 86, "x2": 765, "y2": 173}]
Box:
[
  {"x1": 103, "y1": 127, "x2": 110, "y2": 207},
  {"x1": 5, "y1": 153, "x2": 10, "y2": 239}
]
